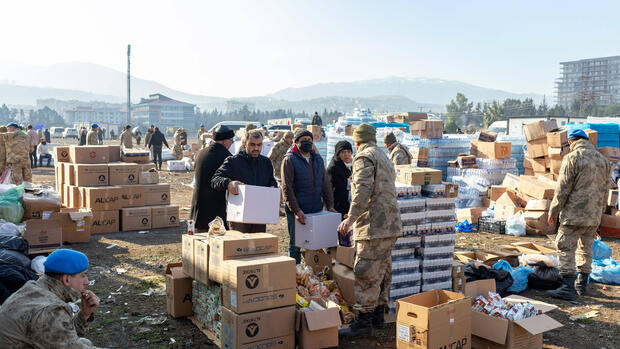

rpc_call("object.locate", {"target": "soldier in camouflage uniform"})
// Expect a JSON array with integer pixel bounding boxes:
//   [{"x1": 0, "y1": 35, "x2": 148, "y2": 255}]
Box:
[
  {"x1": 548, "y1": 129, "x2": 610, "y2": 300},
  {"x1": 5, "y1": 123, "x2": 32, "y2": 184},
  {"x1": 0, "y1": 249, "x2": 101, "y2": 348},
  {"x1": 197, "y1": 124, "x2": 206, "y2": 143},
  {"x1": 338, "y1": 124, "x2": 402, "y2": 337},
  {"x1": 268, "y1": 131, "x2": 293, "y2": 182},
  {"x1": 0, "y1": 126, "x2": 7, "y2": 172},
  {"x1": 173, "y1": 128, "x2": 184, "y2": 160},
  {"x1": 383, "y1": 132, "x2": 412, "y2": 166},
  {"x1": 86, "y1": 124, "x2": 99, "y2": 145},
  {"x1": 120, "y1": 125, "x2": 133, "y2": 148}
]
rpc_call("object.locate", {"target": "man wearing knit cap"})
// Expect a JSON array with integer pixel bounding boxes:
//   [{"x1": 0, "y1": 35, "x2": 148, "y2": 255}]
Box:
[
  {"x1": 383, "y1": 131, "x2": 412, "y2": 166},
  {"x1": 191, "y1": 125, "x2": 235, "y2": 231},
  {"x1": 281, "y1": 128, "x2": 335, "y2": 262},
  {"x1": 547, "y1": 128, "x2": 610, "y2": 300},
  {"x1": 338, "y1": 123, "x2": 402, "y2": 337},
  {"x1": 0, "y1": 249, "x2": 101, "y2": 348}
]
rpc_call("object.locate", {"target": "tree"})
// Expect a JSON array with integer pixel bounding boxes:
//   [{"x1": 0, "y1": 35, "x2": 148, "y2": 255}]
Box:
[
  {"x1": 445, "y1": 93, "x2": 473, "y2": 132},
  {"x1": 483, "y1": 101, "x2": 503, "y2": 128}
]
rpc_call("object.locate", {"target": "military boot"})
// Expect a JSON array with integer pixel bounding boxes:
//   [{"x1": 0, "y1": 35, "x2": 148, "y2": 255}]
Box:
[
  {"x1": 575, "y1": 273, "x2": 589, "y2": 296},
  {"x1": 547, "y1": 274, "x2": 577, "y2": 300},
  {"x1": 371, "y1": 305, "x2": 386, "y2": 329},
  {"x1": 339, "y1": 312, "x2": 373, "y2": 338}
]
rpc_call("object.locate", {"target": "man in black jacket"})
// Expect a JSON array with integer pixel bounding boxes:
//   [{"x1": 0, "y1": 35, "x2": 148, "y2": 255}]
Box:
[
  {"x1": 212, "y1": 129, "x2": 278, "y2": 233},
  {"x1": 190, "y1": 126, "x2": 234, "y2": 232},
  {"x1": 147, "y1": 127, "x2": 170, "y2": 170},
  {"x1": 327, "y1": 140, "x2": 353, "y2": 218}
]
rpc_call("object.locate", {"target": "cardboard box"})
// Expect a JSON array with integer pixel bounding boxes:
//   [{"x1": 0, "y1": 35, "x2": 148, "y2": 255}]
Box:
[
  {"x1": 585, "y1": 129, "x2": 598, "y2": 148},
  {"x1": 73, "y1": 164, "x2": 108, "y2": 186},
  {"x1": 452, "y1": 275, "x2": 467, "y2": 294},
  {"x1": 54, "y1": 146, "x2": 71, "y2": 162},
  {"x1": 344, "y1": 125, "x2": 354, "y2": 136},
  {"x1": 479, "y1": 130, "x2": 498, "y2": 142},
  {"x1": 397, "y1": 167, "x2": 442, "y2": 186},
  {"x1": 550, "y1": 158, "x2": 562, "y2": 174},
  {"x1": 488, "y1": 186, "x2": 507, "y2": 202},
  {"x1": 524, "y1": 199, "x2": 551, "y2": 211},
  {"x1": 548, "y1": 145, "x2": 570, "y2": 159},
  {"x1": 524, "y1": 168, "x2": 535, "y2": 176},
  {"x1": 452, "y1": 261, "x2": 465, "y2": 278},
  {"x1": 64, "y1": 163, "x2": 75, "y2": 186},
  {"x1": 510, "y1": 242, "x2": 557, "y2": 255},
  {"x1": 118, "y1": 185, "x2": 146, "y2": 207},
  {"x1": 66, "y1": 186, "x2": 82, "y2": 208},
  {"x1": 121, "y1": 149, "x2": 150, "y2": 163},
  {"x1": 454, "y1": 250, "x2": 520, "y2": 268},
  {"x1": 410, "y1": 147, "x2": 429, "y2": 161},
  {"x1": 139, "y1": 169, "x2": 159, "y2": 184},
  {"x1": 526, "y1": 138, "x2": 548, "y2": 159},
  {"x1": 306, "y1": 125, "x2": 322, "y2": 142},
  {"x1": 303, "y1": 249, "x2": 333, "y2": 277},
  {"x1": 150, "y1": 205, "x2": 179, "y2": 228},
  {"x1": 227, "y1": 185, "x2": 280, "y2": 225},
  {"x1": 54, "y1": 209, "x2": 92, "y2": 243},
  {"x1": 456, "y1": 207, "x2": 483, "y2": 224},
  {"x1": 24, "y1": 218, "x2": 63, "y2": 253},
  {"x1": 181, "y1": 233, "x2": 209, "y2": 278},
  {"x1": 546, "y1": 130, "x2": 567, "y2": 148},
  {"x1": 523, "y1": 120, "x2": 558, "y2": 141},
  {"x1": 332, "y1": 263, "x2": 355, "y2": 305},
  {"x1": 608, "y1": 190, "x2": 618, "y2": 207},
  {"x1": 410, "y1": 120, "x2": 443, "y2": 139},
  {"x1": 165, "y1": 263, "x2": 194, "y2": 318},
  {"x1": 108, "y1": 162, "x2": 139, "y2": 185},
  {"x1": 70, "y1": 145, "x2": 109, "y2": 164},
  {"x1": 475, "y1": 141, "x2": 512, "y2": 159},
  {"x1": 108, "y1": 145, "x2": 121, "y2": 162},
  {"x1": 90, "y1": 210, "x2": 119, "y2": 234},
  {"x1": 194, "y1": 238, "x2": 210, "y2": 285},
  {"x1": 457, "y1": 155, "x2": 477, "y2": 168},
  {"x1": 83, "y1": 186, "x2": 123, "y2": 210},
  {"x1": 599, "y1": 147, "x2": 620, "y2": 162},
  {"x1": 501, "y1": 173, "x2": 520, "y2": 191},
  {"x1": 523, "y1": 211, "x2": 552, "y2": 234},
  {"x1": 222, "y1": 284, "x2": 296, "y2": 314},
  {"x1": 294, "y1": 211, "x2": 341, "y2": 250},
  {"x1": 494, "y1": 204, "x2": 522, "y2": 221},
  {"x1": 396, "y1": 289, "x2": 471, "y2": 349},
  {"x1": 518, "y1": 176, "x2": 555, "y2": 200},
  {"x1": 221, "y1": 306, "x2": 295, "y2": 349},
  {"x1": 528, "y1": 157, "x2": 546, "y2": 173},
  {"x1": 22, "y1": 193, "x2": 61, "y2": 219},
  {"x1": 335, "y1": 245, "x2": 356, "y2": 269},
  {"x1": 296, "y1": 298, "x2": 342, "y2": 349},
  {"x1": 138, "y1": 163, "x2": 156, "y2": 172},
  {"x1": 142, "y1": 183, "x2": 170, "y2": 205},
  {"x1": 121, "y1": 207, "x2": 151, "y2": 231},
  {"x1": 443, "y1": 182, "x2": 459, "y2": 198},
  {"x1": 465, "y1": 279, "x2": 562, "y2": 349}
]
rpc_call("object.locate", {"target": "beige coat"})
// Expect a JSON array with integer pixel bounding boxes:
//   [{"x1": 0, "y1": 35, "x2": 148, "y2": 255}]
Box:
[{"x1": 120, "y1": 129, "x2": 133, "y2": 148}]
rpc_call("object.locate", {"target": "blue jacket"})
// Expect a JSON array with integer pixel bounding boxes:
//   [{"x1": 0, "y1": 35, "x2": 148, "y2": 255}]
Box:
[{"x1": 282, "y1": 145, "x2": 333, "y2": 214}]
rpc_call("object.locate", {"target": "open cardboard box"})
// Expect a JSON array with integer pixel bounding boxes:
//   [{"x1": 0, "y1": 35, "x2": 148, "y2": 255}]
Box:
[
  {"x1": 295, "y1": 297, "x2": 342, "y2": 349},
  {"x1": 510, "y1": 242, "x2": 557, "y2": 255},
  {"x1": 165, "y1": 263, "x2": 193, "y2": 318},
  {"x1": 465, "y1": 279, "x2": 562, "y2": 349},
  {"x1": 454, "y1": 249, "x2": 520, "y2": 268}
]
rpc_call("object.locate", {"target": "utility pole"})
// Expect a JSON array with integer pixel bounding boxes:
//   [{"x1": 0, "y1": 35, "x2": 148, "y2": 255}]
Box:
[{"x1": 127, "y1": 44, "x2": 131, "y2": 125}]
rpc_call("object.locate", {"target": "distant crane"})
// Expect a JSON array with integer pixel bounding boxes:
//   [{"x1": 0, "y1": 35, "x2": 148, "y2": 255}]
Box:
[{"x1": 127, "y1": 44, "x2": 131, "y2": 124}]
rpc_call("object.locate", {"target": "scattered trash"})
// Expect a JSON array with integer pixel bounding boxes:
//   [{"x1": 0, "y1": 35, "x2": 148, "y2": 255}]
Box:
[
  {"x1": 138, "y1": 231, "x2": 148, "y2": 234},
  {"x1": 124, "y1": 302, "x2": 128, "y2": 306},
  {"x1": 120, "y1": 316, "x2": 128, "y2": 320},
  {"x1": 105, "y1": 311, "x2": 110, "y2": 314},
  {"x1": 116, "y1": 285, "x2": 123, "y2": 292},
  {"x1": 169, "y1": 338, "x2": 176, "y2": 344},
  {"x1": 106, "y1": 244, "x2": 117, "y2": 249},
  {"x1": 88, "y1": 280, "x2": 96, "y2": 286},
  {"x1": 569, "y1": 311, "x2": 598, "y2": 321},
  {"x1": 140, "y1": 288, "x2": 153, "y2": 296},
  {"x1": 115, "y1": 268, "x2": 127, "y2": 274},
  {"x1": 137, "y1": 316, "x2": 167, "y2": 326}
]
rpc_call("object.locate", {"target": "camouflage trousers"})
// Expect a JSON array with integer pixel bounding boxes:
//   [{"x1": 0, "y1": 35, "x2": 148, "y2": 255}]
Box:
[
  {"x1": 353, "y1": 237, "x2": 397, "y2": 313},
  {"x1": 555, "y1": 224, "x2": 597, "y2": 275},
  {"x1": 173, "y1": 145, "x2": 183, "y2": 160},
  {"x1": 9, "y1": 161, "x2": 32, "y2": 185}
]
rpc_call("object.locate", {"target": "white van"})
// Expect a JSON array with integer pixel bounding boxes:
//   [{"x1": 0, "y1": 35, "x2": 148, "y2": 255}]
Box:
[{"x1": 50, "y1": 127, "x2": 65, "y2": 138}]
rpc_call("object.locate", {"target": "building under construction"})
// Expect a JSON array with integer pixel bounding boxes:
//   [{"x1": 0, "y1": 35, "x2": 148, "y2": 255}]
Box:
[{"x1": 555, "y1": 55, "x2": 620, "y2": 110}]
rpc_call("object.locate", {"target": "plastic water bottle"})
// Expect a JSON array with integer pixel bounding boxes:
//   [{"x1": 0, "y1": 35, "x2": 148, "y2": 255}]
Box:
[{"x1": 187, "y1": 219, "x2": 195, "y2": 235}]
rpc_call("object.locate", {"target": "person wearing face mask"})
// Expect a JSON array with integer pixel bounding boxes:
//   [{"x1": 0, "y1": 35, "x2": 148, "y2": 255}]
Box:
[
  {"x1": 37, "y1": 137, "x2": 52, "y2": 167},
  {"x1": 190, "y1": 125, "x2": 235, "y2": 232},
  {"x1": 212, "y1": 130, "x2": 278, "y2": 233},
  {"x1": 0, "y1": 249, "x2": 101, "y2": 348},
  {"x1": 327, "y1": 140, "x2": 353, "y2": 219},
  {"x1": 281, "y1": 128, "x2": 336, "y2": 263},
  {"x1": 383, "y1": 131, "x2": 412, "y2": 166}
]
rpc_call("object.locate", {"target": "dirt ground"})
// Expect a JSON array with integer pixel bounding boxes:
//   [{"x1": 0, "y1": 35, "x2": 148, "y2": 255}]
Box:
[{"x1": 27, "y1": 140, "x2": 620, "y2": 348}]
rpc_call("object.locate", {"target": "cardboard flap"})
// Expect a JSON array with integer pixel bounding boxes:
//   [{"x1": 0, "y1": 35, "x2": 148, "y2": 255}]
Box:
[
  {"x1": 464, "y1": 279, "x2": 496, "y2": 298},
  {"x1": 471, "y1": 310, "x2": 509, "y2": 344},
  {"x1": 68, "y1": 210, "x2": 93, "y2": 220},
  {"x1": 514, "y1": 314, "x2": 563, "y2": 335},
  {"x1": 502, "y1": 295, "x2": 558, "y2": 313},
  {"x1": 165, "y1": 263, "x2": 185, "y2": 278},
  {"x1": 304, "y1": 307, "x2": 342, "y2": 331}
]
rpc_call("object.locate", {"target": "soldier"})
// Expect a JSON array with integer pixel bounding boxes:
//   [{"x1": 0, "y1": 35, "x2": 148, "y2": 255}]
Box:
[
  {"x1": 173, "y1": 128, "x2": 184, "y2": 160},
  {"x1": 383, "y1": 132, "x2": 412, "y2": 166},
  {"x1": 0, "y1": 249, "x2": 101, "y2": 348},
  {"x1": 268, "y1": 131, "x2": 293, "y2": 183},
  {"x1": 26, "y1": 125, "x2": 39, "y2": 168},
  {"x1": 0, "y1": 126, "x2": 7, "y2": 172},
  {"x1": 86, "y1": 123, "x2": 99, "y2": 145},
  {"x1": 547, "y1": 129, "x2": 610, "y2": 300},
  {"x1": 5, "y1": 122, "x2": 32, "y2": 184},
  {"x1": 337, "y1": 124, "x2": 402, "y2": 337},
  {"x1": 120, "y1": 125, "x2": 133, "y2": 148},
  {"x1": 197, "y1": 124, "x2": 206, "y2": 142}
]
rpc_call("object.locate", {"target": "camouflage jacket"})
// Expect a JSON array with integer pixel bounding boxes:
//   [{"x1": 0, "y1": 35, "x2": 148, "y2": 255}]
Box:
[
  {"x1": 549, "y1": 139, "x2": 610, "y2": 226},
  {"x1": 0, "y1": 275, "x2": 99, "y2": 348},
  {"x1": 267, "y1": 138, "x2": 291, "y2": 180},
  {"x1": 5, "y1": 131, "x2": 32, "y2": 164},
  {"x1": 120, "y1": 130, "x2": 133, "y2": 148},
  {"x1": 388, "y1": 142, "x2": 412, "y2": 166},
  {"x1": 197, "y1": 129, "x2": 205, "y2": 141},
  {"x1": 348, "y1": 141, "x2": 402, "y2": 240},
  {"x1": 86, "y1": 130, "x2": 98, "y2": 145}
]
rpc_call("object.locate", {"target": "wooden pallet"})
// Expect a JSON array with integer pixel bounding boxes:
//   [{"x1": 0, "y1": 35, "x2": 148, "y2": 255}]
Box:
[{"x1": 189, "y1": 315, "x2": 221, "y2": 348}]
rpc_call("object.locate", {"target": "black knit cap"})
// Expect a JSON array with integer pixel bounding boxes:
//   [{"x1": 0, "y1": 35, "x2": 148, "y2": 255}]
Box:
[
  {"x1": 294, "y1": 128, "x2": 313, "y2": 142},
  {"x1": 214, "y1": 125, "x2": 234, "y2": 140},
  {"x1": 334, "y1": 140, "x2": 352, "y2": 156}
]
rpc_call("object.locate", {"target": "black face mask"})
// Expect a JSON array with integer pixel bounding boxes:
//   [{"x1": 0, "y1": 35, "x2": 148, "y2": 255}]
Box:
[{"x1": 299, "y1": 140, "x2": 313, "y2": 153}]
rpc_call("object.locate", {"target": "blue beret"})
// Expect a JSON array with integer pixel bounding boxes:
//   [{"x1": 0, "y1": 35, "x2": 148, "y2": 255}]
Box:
[
  {"x1": 200, "y1": 124, "x2": 205, "y2": 127},
  {"x1": 44, "y1": 249, "x2": 89, "y2": 275},
  {"x1": 91, "y1": 123, "x2": 99, "y2": 128},
  {"x1": 568, "y1": 129, "x2": 588, "y2": 140},
  {"x1": 6, "y1": 122, "x2": 18, "y2": 128}
]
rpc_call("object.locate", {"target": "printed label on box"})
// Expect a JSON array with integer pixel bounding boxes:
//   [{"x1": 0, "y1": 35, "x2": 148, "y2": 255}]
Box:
[{"x1": 397, "y1": 324, "x2": 410, "y2": 342}]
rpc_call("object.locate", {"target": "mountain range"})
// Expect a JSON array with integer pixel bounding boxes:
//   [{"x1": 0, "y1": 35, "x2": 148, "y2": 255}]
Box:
[{"x1": 0, "y1": 62, "x2": 544, "y2": 113}]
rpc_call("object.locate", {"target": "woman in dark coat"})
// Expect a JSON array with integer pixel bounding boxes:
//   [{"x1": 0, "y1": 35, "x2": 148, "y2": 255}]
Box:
[
  {"x1": 327, "y1": 140, "x2": 353, "y2": 218},
  {"x1": 190, "y1": 126, "x2": 234, "y2": 231}
]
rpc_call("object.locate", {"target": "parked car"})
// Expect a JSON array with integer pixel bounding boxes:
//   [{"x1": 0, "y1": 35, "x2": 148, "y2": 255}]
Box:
[
  {"x1": 63, "y1": 128, "x2": 78, "y2": 139},
  {"x1": 207, "y1": 121, "x2": 262, "y2": 134},
  {"x1": 50, "y1": 127, "x2": 65, "y2": 138}
]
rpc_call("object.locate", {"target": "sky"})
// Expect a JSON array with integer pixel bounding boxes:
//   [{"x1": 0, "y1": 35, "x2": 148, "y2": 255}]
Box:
[{"x1": 1, "y1": 0, "x2": 619, "y2": 98}]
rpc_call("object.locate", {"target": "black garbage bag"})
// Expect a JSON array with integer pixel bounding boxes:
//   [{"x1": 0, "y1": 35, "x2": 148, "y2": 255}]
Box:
[
  {"x1": 0, "y1": 235, "x2": 29, "y2": 255},
  {"x1": 0, "y1": 249, "x2": 31, "y2": 269},
  {"x1": 0, "y1": 260, "x2": 38, "y2": 305},
  {"x1": 465, "y1": 262, "x2": 514, "y2": 296},
  {"x1": 528, "y1": 264, "x2": 562, "y2": 290}
]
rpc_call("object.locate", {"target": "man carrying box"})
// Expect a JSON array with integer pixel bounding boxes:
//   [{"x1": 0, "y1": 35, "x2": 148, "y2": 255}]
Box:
[
  {"x1": 212, "y1": 129, "x2": 278, "y2": 233},
  {"x1": 337, "y1": 124, "x2": 402, "y2": 337},
  {"x1": 547, "y1": 129, "x2": 610, "y2": 300},
  {"x1": 383, "y1": 131, "x2": 412, "y2": 166},
  {"x1": 281, "y1": 128, "x2": 335, "y2": 263}
]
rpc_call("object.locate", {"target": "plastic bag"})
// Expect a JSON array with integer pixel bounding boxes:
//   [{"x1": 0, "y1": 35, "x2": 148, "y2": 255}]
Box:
[
  {"x1": 0, "y1": 249, "x2": 31, "y2": 269},
  {"x1": 207, "y1": 217, "x2": 226, "y2": 236},
  {"x1": 0, "y1": 185, "x2": 24, "y2": 224},
  {"x1": 528, "y1": 264, "x2": 562, "y2": 290},
  {"x1": 456, "y1": 220, "x2": 474, "y2": 233},
  {"x1": 30, "y1": 255, "x2": 46, "y2": 274},
  {"x1": 593, "y1": 237, "x2": 612, "y2": 260},
  {"x1": 505, "y1": 211, "x2": 526, "y2": 237},
  {"x1": 519, "y1": 254, "x2": 558, "y2": 268},
  {"x1": 0, "y1": 235, "x2": 28, "y2": 255},
  {"x1": 492, "y1": 260, "x2": 534, "y2": 294},
  {"x1": 590, "y1": 258, "x2": 620, "y2": 285}
]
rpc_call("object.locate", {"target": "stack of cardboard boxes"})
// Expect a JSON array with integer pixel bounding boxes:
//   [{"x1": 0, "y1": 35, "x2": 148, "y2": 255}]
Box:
[
  {"x1": 410, "y1": 120, "x2": 443, "y2": 139},
  {"x1": 54, "y1": 145, "x2": 178, "y2": 235},
  {"x1": 600, "y1": 188, "x2": 620, "y2": 238},
  {"x1": 471, "y1": 131, "x2": 512, "y2": 160}
]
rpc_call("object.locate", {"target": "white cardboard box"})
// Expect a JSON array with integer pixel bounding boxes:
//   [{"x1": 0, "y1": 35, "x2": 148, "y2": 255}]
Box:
[
  {"x1": 227, "y1": 185, "x2": 280, "y2": 224},
  {"x1": 295, "y1": 211, "x2": 341, "y2": 250}
]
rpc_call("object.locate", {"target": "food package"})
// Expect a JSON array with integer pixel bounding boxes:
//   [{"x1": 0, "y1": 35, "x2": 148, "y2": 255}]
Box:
[
  {"x1": 192, "y1": 281, "x2": 222, "y2": 341},
  {"x1": 207, "y1": 217, "x2": 226, "y2": 236},
  {"x1": 472, "y1": 291, "x2": 541, "y2": 321}
]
